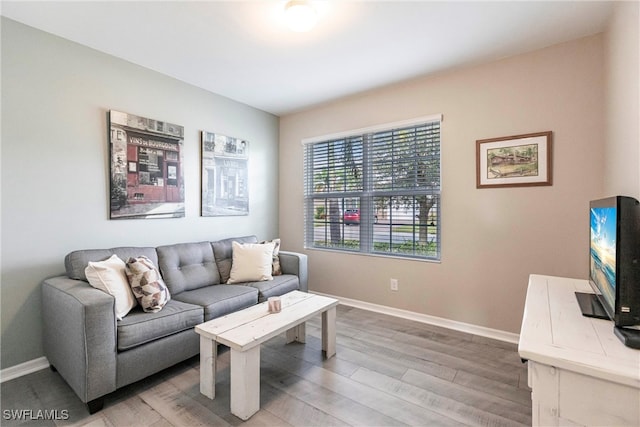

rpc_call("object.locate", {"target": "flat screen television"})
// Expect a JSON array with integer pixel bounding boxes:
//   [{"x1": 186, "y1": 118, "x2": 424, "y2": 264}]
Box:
[{"x1": 575, "y1": 195, "x2": 640, "y2": 349}]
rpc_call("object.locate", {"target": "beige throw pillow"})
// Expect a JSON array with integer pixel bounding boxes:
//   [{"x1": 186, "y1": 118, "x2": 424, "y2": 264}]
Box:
[
  {"x1": 227, "y1": 241, "x2": 276, "y2": 284},
  {"x1": 85, "y1": 254, "x2": 137, "y2": 320}
]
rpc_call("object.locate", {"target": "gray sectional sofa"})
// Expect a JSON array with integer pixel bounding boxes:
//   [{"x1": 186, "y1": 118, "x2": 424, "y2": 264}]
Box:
[{"x1": 41, "y1": 235, "x2": 308, "y2": 413}]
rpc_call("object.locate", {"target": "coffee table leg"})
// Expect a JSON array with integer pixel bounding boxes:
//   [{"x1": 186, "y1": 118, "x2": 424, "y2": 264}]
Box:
[
  {"x1": 200, "y1": 336, "x2": 217, "y2": 399},
  {"x1": 285, "y1": 323, "x2": 306, "y2": 343},
  {"x1": 322, "y1": 306, "x2": 337, "y2": 359},
  {"x1": 230, "y1": 346, "x2": 260, "y2": 420}
]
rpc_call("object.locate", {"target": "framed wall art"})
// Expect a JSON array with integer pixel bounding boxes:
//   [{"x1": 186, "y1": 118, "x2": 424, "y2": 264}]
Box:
[
  {"x1": 201, "y1": 131, "x2": 249, "y2": 216},
  {"x1": 109, "y1": 110, "x2": 185, "y2": 219},
  {"x1": 476, "y1": 131, "x2": 552, "y2": 189}
]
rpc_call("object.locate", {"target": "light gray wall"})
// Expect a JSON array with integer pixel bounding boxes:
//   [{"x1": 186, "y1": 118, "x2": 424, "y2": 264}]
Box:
[{"x1": 1, "y1": 18, "x2": 279, "y2": 369}]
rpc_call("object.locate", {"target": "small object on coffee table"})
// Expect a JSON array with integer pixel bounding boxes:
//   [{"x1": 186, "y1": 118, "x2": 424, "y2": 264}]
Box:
[{"x1": 268, "y1": 296, "x2": 281, "y2": 313}]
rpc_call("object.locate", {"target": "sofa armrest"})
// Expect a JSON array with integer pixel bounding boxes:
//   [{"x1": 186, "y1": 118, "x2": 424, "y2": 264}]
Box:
[
  {"x1": 279, "y1": 251, "x2": 308, "y2": 293},
  {"x1": 42, "y1": 276, "x2": 117, "y2": 403}
]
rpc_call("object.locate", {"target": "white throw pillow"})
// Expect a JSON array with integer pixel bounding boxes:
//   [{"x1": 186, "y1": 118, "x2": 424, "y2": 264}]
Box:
[
  {"x1": 227, "y1": 241, "x2": 276, "y2": 284},
  {"x1": 85, "y1": 254, "x2": 137, "y2": 320}
]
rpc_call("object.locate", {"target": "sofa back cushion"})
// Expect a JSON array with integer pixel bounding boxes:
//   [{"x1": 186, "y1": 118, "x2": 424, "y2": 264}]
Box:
[
  {"x1": 156, "y1": 241, "x2": 220, "y2": 295},
  {"x1": 65, "y1": 247, "x2": 158, "y2": 281},
  {"x1": 211, "y1": 235, "x2": 258, "y2": 284}
]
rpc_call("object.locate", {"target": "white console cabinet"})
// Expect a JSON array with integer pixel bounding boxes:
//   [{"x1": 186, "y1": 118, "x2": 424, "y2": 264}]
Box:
[{"x1": 519, "y1": 275, "x2": 640, "y2": 427}]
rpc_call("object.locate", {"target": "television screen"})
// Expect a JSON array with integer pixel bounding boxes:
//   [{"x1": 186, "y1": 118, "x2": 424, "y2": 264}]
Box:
[
  {"x1": 580, "y1": 196, "x2": 640, "y2": 348},
  {"x1": 589, "y1": 205, "x2": 617, "y2": 316}
]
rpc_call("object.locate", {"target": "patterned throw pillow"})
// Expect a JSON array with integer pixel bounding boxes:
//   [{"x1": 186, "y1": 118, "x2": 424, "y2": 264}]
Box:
[
  {"x1": 125, "y1": 256, "x2": 171, "y2": 313},
  {"x1": 260, "y1": 238, "x2": 282, "y2": 276}
]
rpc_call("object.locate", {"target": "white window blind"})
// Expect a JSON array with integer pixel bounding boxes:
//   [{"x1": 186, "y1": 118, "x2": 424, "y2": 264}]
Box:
[{"x1": 303, "y1": 116, "x2": 441, "y2": 260}]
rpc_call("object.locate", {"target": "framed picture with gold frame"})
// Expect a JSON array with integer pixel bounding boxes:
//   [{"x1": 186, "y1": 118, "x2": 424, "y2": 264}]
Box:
[{"x1": 476, "y1": 131, "x2": 552, "y2": 189}]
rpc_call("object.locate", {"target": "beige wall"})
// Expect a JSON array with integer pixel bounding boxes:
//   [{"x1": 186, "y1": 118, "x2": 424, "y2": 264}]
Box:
[
  {"x1": 604, "y1": 1, "x2": 639, "y2": 199},
  {"x1": 279, "y1": 35, "x2": 605, "y2": 334}
]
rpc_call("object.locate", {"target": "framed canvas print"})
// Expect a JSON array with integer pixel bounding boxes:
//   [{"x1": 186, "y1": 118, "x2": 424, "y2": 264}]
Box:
[
  {"x1": 201, "y1": 131, "x2": 249, "y2": 216},
  {"x1": 109, "y1": 110, "x2": 185, "y2": 219},
  {"x1": 476, "y1": 131, "x2": 552, "y2": 189}
]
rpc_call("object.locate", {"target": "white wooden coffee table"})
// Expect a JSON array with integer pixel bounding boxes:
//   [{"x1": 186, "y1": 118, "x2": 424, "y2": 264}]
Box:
[{"x1": 195, "y1": 291, "x2": 338, "y2": 420}]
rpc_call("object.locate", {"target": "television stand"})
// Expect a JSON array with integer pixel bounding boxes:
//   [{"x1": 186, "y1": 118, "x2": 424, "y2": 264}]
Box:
[{"x1": 519, "y1": 275, "x2": 640, "y2": 427}]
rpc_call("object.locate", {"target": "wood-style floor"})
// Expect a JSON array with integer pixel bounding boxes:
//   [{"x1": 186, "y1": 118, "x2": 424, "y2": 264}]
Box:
[{"x1": 1, "y1": 305, "x2": 531, "y2": 426}]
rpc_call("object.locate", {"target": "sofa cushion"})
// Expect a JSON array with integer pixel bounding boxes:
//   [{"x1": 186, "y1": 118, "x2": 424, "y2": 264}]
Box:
[
  {"x1": 227, "y1": 241, "x2": 276, "y2": 284},
  {"x1": 211, "y1": 235, "x2": 258, "y2": 284},
  {"x1": 65, "y1": 247, "x2": 158, "y2": 281},
  {"x1": 173, "y1": 284, "x2": 258, "y2": 321},
  {"x1": 157, "y1": 242, "x2": 220, "y2": 295},
  {"x1": 245, "y1": 274, "x2": 300, "y2": 302},
  {"x1": 125, "y1": 256, "x2": 171, "y2": 313},
  {"x1": 117, "y1": 300, "x2": 203, "y2": 351},
  {"x1": 85, "y1": 254, "x2": 137, "y2": 320}
]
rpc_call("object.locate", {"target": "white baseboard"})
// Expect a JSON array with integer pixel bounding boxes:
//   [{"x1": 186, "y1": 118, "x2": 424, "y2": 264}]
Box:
[
  {"x1": 312, "y1": 291, "x2": 520, "y2": 344},
  {"x1": 0, "y1": 357, "x2": 49, "y2": 383}
]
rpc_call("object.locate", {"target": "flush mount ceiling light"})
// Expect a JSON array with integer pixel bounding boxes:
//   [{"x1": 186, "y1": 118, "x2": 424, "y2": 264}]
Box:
[{"x1": 284, "y1": 0, "x2": 318, "y2": 32}]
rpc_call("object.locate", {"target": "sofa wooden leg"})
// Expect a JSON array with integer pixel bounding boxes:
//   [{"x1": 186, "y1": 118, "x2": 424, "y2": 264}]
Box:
[{"x1": 87, "y1": 398, "x2": 104, "y2": 414}]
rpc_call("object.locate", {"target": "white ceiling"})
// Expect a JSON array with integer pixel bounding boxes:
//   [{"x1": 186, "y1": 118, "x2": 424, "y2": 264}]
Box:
[{"x1": 2, "y1": 1, "x2": 613, "y2": 116}]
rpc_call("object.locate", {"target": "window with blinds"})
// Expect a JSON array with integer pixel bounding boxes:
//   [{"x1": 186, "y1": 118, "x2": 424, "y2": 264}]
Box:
[{"x1": 303, "y1": 115, "x2": 441, "y2": 261}]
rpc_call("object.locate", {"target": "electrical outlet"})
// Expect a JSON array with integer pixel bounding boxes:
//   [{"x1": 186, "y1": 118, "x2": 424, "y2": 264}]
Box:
[{"x1": 390, "y1": 278, "x2": 399, "y2": 291}]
